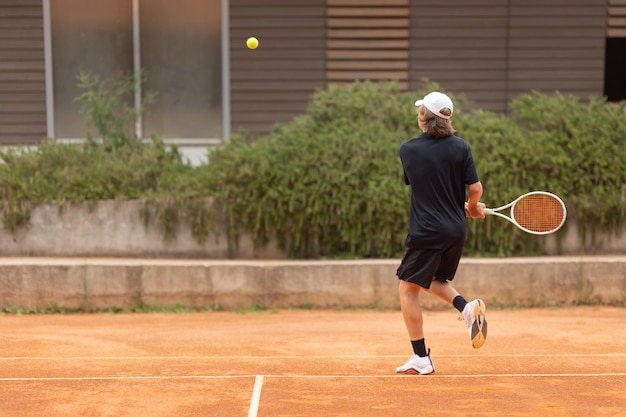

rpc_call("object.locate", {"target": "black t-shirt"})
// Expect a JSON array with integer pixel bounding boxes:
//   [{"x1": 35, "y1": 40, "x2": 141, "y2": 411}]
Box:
[{"x1": 399, "y1": 133, "x2": 479, "y2": 249}]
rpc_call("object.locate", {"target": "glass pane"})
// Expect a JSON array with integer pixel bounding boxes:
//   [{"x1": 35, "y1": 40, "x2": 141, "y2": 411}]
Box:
[
  {"x1": 51, "y1": 0, "x2": 133, "y2": 138},
  {"x1": 140, "y1": 0, "x2": 222, "y2": 139}
]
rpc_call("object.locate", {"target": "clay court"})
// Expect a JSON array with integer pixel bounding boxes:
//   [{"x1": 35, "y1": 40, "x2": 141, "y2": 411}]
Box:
[{"x1": 1, "y1": 306, "x2": 625, "y2": 417}]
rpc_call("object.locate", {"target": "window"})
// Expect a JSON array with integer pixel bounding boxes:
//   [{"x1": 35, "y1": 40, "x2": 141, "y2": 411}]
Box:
[{"x1": 46, "y1": 0, "x2": 223, "y2": 142}]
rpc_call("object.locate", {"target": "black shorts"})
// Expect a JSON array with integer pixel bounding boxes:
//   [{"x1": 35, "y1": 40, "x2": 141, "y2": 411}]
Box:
[{"x1": 396, "y1": 236, "x2": 465, "y2": 289}]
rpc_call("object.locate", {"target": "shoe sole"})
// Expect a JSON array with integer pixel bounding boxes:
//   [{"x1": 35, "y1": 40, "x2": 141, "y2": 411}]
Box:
[
  {"x1": 397, "y1": 367, "x2": 435, "y2": 375},
  {"x1": 470, "y1": 299, "x2": 488, "y2": 349}
]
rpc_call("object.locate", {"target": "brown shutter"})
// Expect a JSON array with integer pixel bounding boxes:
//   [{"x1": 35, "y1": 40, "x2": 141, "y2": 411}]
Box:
[
  {"x1": 326, "y1": 0, "x2": 409, "y2": 89},
  {"x1": 0, "y1": 0, "x2": 46, "y2": 145},
  {"x1": 609, "y1": 0, "x2": 626, "y2": 37}
]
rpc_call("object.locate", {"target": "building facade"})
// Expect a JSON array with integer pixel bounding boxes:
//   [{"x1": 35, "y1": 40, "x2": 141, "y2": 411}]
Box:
[{"x1": 1, "y1": 0, "x2": 624, "y2": 161}]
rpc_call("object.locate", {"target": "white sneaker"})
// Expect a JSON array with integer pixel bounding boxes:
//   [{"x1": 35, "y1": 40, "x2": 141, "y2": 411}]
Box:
[
  {"x1": 395, "y1": 351, "x2": 435, "y2": 375},
  {"x1": 460, "y1": 299, "x2": 488, "y2": 348}
]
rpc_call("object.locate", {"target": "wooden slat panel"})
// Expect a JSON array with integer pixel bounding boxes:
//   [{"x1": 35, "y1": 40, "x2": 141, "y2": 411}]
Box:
[
  {"x1": 0, "y1": 28, "x2": 43, "y2": 39},
  {"x1": 327, "y1": 60, "x2": 408, "y2": 70},
  {"x1": 328, "y1": 0, "x2": 407, "y2": 5},
  {"x1": 512, "y1": 0, "x2": 605, "y2": 4},
  {"x1": 508, "y1": 69, "x2": 603, "y2": 80},
  {"x1": 0, "y1": 92, "x2": 45, "y2": 102},
  {"x1": 230, "y1": 1, "x2": 326, "y2": 136},
  {"x1": 410, "y1": 0, "x2": 607, "y2": 114},
  {"x1": 0, "y1": 1, "x2": 46, "y2": 145},
  {"x1": 508, "y1": 59, "x2": 604, "y2": 70},
  {"x1": 0, "y1": 71, "x2": 44, "y2": 81},
  {"x1": 0, "y1": 124, "x2": 46, "y2": 135},
  {"x1": 609, "y1": 6, "x2": 626, "y2": 15},
  {"x1": 230, "y1": 17, "x2": 326, "y2": 28},
  {"x1": 409, "y1": 1, "x2": 508, "y2": 113},
  {"x1": 0, "y1": 7, "x2": 42, "y2": 18},
  {"x1": 507, "y1": 80, "x2": 603, "y2": 90},
  {"x1": 231, "y1": 69, "x2": 324, "y2": 81},
  {"x1": 232, "y1": 102, "x2": 309, "y2": 113},
  {"x1": 234, "y1": 112, "x2": 310, "y2": 123},
  {"x1": 417, "y1": 7, "x2": 510, "y2": 17},
  {"x1": 416, "y1": 60, "x2": 507, "y2": 71},
  {"x1": 233, "y1": 0, "x2": 322, "y2": 5},
  {"x1": 327, "y1": 50, "x2": 408, "y2": 60},
  {"x1": 0, "y1": 81, "x2": 44, "y2": 92},
  {"x1": 0, "y1": 102, "x2": 45, "y2": 113},
  {"x1": 0, "y1": 17, "x2": 42, "y2": 29},
  {"x1": 0, "y1": 113, "x2": 45, "y2": 123},
  {"x1": 326, "y1": 1, "x2": 409, "y2": 88},
  {"x1": 510, "y1": 27, "x2": 605, "y2": 37},
  {"x1": 610, "y1": 17, "x2": 626, "y2": 25},
  {"x1": 0, "y1": 61, "x2": 44, "y2": 71},
  {"x1": 231, "y1": 91, "x2": 314, "y2": 102},
  {"x1": 410, "y1": 49, "x2": 506, "y2": 60},
  {"x1": 327, "y1": 17, "x2": 409, "y2": 28},
  {"x1": 507, "y1": 0, "x2": 606, "y2": 103},
  {"x1": 509, "y1": 17, "x2": 606, "y2": 27},
  {"x1": 327, "y1": 28, "x2": 409, "y2": 38},
  {"x1": 0, "y1": 39, "x2": 43, "y2": 49},
  {"x1": 229, "y1": 7, "x2": 323, "y2": 17},
  {"x1": 329, "y1": 79, "x2": 409, "y2": 90},
  {"x1": 510, "y1": 49, "x2": 604, "y2": 59},
  {"x1": 327, "y1": 39, "x2": 409, "y2": 49},
  {"x1": 508, "y1": 38, "x2": 601, "y2": 48},
  {"x1": 608, "y1": 0, "x2": 626, "y2": 37},
  {"x1": 327, "y1": 70, "x2": 408, "y2": 80},
  {"x1": 412, "y1": 27, "x2": 508, "y2": 37},
  {"x1": 511, "y1": 6, "x2": 606, "y2": 16},
  {"x1": 329, "y1": 7, "x2": 407, "y2": 17}
]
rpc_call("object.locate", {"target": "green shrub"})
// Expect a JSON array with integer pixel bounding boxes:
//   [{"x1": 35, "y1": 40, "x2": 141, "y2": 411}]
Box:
[
  {"x1": 1, "y1": 77, "x2": 624, "y2": 258},
  {"x1": 208, "y1": 84, "x2": 625, "y2": 258}
]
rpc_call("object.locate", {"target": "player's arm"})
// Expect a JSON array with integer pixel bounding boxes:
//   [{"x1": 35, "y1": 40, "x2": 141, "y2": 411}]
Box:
[{"x1": 465, "y1": 181, "x2": 485, "y2": 219}]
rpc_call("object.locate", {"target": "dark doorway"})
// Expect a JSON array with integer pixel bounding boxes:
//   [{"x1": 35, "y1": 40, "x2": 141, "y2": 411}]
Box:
[{"x1": 604, "y1": 38, "x2": 626, "y2": 102}]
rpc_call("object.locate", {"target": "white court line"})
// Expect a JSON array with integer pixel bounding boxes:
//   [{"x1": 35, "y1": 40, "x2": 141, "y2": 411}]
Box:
[
  {"x1": 1, "y1": 373, "x2": 626, "y2": 382},
  {"x1": 1, "y1": 353, "x2": 625, "y2": 360},
  {"x1": 248, "y1": 375, "x2": 263, "y2": 417}
]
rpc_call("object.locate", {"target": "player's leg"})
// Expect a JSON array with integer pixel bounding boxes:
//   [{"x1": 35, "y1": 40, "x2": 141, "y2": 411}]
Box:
[
  {"x1": 430, "y1": 238, "x2": 488, "y2": 349},
  {"x1": 399, "y1": 280, "x2": 424, "y2": 341},
  {"x1": 422, "y1": 278, "x2": 459, "y2": 304},
  {"x1": 396, "y1": 280, "x2": 434, "y2": 374}
]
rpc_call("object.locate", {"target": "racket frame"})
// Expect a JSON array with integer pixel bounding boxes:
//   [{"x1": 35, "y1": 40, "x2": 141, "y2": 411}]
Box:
[{"x1": 483, "y1": 191, "x2": 567, "y2": 235}]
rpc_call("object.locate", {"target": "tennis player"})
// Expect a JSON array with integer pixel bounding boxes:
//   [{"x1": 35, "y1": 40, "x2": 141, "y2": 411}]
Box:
[{"x1": 395, "y1": 92, "x2": 488, "y2": 375}]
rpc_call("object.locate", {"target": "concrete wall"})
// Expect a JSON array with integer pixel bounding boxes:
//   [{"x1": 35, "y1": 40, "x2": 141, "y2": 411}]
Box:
[
  {"x1": 0, "y1": 257, "x2": 624, "y2": 311},
  {"x1": 1, "y1": 202, "x2": 624, "y2": 311},
  {"x1": 1, "y1": 201, "x2": 625, "y2": 258},
  {"x1": 0, "y1": 200, "x2": 285, "y2": 259}
]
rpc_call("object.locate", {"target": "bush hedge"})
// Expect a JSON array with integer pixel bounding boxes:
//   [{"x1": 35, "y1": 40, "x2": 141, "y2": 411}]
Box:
[{"x1": 1, "y1": 78, "x2": 624, "y2": 258}]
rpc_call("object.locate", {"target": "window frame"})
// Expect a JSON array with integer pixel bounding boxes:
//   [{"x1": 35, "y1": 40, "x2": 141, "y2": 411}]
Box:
[{"x1": 42, "y1": 0, "x2": 230, "y2": 146}]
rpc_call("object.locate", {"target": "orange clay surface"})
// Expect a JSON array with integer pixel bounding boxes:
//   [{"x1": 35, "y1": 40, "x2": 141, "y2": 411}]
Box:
[{"x1": 1, "y1": 307, "x2": 625, "y2": 417}]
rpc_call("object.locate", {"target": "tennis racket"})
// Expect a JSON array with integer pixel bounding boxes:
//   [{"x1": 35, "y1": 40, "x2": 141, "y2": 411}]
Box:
[{"x1": 484, "y1": 191, "x2": 567, "y2": 235}]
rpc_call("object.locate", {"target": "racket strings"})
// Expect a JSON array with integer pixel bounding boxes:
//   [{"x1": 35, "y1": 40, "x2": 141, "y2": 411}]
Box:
[{"x1": 512, "y1": 194, "x2": 565, "y2": 233}]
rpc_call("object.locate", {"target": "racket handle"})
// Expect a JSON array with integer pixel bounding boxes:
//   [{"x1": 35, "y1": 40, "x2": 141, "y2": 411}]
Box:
[{"x1": 483, "y1": 208, "x2": 494, "y2": 214}]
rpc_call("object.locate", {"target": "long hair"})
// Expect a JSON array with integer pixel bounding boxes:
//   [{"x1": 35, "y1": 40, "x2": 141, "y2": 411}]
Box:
[{"x1": 416, "y1": 106, "x2": 456, "y2": 138}]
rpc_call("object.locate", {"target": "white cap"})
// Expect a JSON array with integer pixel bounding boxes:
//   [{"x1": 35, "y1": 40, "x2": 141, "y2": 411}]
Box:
[{"x1": 414, "y1": 92, "x2": 454, "y2": 119}]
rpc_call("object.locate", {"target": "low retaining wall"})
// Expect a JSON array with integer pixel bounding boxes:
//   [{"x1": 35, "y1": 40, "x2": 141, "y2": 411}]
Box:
[
  {"x1": 1, "y1": 200, "x2": 625, "y2": 258},
  {"x1": 0, "y1": 257, "x2": 624, "y2": 311}
]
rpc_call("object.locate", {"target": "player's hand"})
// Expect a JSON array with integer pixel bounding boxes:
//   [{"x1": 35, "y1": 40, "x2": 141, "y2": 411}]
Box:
[{"x1": 465, "y1": 202, "x2": 486, "y2": 219}]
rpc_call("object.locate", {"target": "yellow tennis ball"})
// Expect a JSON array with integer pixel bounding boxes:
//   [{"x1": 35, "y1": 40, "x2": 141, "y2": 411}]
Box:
[{"x1": 246, "y1": 37, "x2": 259, "y2": 50}]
